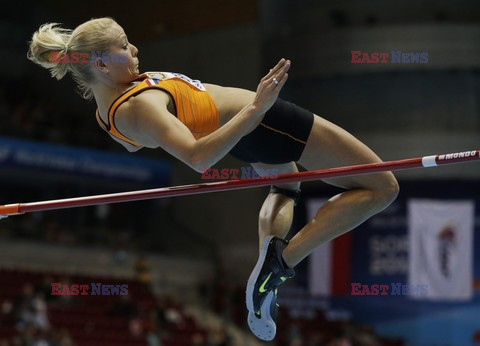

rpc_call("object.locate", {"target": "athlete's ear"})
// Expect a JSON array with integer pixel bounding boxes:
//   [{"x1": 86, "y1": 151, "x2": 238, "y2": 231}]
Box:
[{"x1": 94, "y1": 56, "x2": 108, "y2": 74}]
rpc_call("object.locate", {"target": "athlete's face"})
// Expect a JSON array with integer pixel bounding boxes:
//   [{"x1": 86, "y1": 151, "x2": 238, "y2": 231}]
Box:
[{"x1": 95, "y1": 25, "x2": 140, "y2": 83}]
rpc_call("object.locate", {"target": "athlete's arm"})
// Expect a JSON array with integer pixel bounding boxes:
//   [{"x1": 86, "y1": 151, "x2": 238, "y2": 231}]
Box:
[
  {"x1": 117, "y1": 91, "x2": 202, "y2": 171},
  {"x1": 122, "y1": 91, "x2": 260, "y2": 172},
  {"x1": 191, "y1": 59, "x2": 290, "y2": 169},
  {"x1": 118, "y1": 59, "x2": 290, "y2": 172}
]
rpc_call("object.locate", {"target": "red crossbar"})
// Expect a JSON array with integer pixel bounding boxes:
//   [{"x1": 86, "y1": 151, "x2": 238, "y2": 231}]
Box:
[{"x1": 1, "y1": 149, "x2": 478, "y2": 217}]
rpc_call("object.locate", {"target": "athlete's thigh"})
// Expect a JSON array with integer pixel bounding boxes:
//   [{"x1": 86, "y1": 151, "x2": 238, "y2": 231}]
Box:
[
  {"x1": 297, "y1": 115, "x2": 395, "y2": 190},
  {"x1": 251, "y1": 161, "x2": 300, "y2": 191}
]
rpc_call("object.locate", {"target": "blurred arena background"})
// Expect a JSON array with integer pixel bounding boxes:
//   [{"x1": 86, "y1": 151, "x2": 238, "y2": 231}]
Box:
[{"x1": 0, "y1": 0, "x2": 479, "y2": 345}]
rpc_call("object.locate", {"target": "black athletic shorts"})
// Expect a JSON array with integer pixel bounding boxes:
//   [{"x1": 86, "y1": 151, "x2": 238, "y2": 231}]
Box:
[{"x1": 228, "y1": 98, "x2": 314, "y2": 164}]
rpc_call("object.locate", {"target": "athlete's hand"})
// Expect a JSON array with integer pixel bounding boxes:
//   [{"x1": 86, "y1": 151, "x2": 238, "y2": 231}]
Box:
[{"x1": 252, "y1": 58, "x2": 290, "y2": 115}]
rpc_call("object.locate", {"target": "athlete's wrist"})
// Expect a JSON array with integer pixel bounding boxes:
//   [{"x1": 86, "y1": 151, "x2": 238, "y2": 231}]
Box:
[{"x1": 248, "y1": 102, "x2": 268, "y2": 121}]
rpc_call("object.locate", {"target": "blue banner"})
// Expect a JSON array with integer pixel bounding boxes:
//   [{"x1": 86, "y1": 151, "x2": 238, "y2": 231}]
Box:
[{"x1": 0, "y1": 136, "x2": 170, "y2": 186}]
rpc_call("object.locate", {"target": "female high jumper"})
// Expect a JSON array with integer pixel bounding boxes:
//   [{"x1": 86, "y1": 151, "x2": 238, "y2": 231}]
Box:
[{"x1": 28, "y1": 17, "x2": 399, "y2": 340}]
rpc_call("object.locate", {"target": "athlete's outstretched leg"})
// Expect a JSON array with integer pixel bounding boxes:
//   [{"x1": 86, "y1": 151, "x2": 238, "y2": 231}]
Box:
[
  {"x1": 283, "y1": 115, "x2": 400, "y2": 267},
  {"x1": 246, "y1": 114, "x2": 399, "y2": 315}
]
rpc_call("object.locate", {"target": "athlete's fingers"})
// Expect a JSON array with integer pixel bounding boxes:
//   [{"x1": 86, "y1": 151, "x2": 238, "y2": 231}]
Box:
[
  {"x1": 273, "y1": 60, "x2": 290, "y2": 83},
  {"x1": 262, "y1": 58, "x2": 286, "y2": 81},
  {"x1": 278, "y1": 72, "x2": 288, "y2": 87},
  {"x1": 271, "y1": 72, "x2": 288, "y2": 90},
  {"x1": 268, "y1": 60, "x2": 290, "y2": 89}
]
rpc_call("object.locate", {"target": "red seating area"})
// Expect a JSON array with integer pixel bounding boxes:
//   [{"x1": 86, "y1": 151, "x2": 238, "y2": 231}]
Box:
[
  {"x1": 0, "y1": 268, "x2": 208, "y2": 346},
  {"x1": 222, "y1": 285, "x2": 405, "y2": 345},
  {"x1": 272, "y1": 303, "x2": 405, "y2": 346}
]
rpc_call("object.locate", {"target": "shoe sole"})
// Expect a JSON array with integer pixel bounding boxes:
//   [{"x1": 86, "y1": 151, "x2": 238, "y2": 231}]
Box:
[
  {"x1": 246, "y1": 235, "x2": 275, "y2": 313},
  {"x1": 247, "y1": 290, "x2": 276, "y2": 341}
]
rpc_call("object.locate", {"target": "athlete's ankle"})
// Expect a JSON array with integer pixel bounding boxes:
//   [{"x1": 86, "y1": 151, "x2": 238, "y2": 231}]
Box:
[{"x1": 281, "y1": 246, "x2": 295, "y2": 269}]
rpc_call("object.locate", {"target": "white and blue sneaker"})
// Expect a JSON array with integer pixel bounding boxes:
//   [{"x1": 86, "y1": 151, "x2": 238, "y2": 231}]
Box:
[
  {"x1": 247, "y1": 289, "x2": 279, "y2": 341},
  {"x1": 246, "y1": 236, "x2": 295, "y2": 315}
]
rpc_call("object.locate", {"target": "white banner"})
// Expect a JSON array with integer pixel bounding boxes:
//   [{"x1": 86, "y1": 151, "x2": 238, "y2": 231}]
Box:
[{"x1": 408, "y1": 199, "x2": 474, "y2": 300}]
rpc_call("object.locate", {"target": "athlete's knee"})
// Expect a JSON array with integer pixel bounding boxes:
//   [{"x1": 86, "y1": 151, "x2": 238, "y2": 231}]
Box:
[{"x1": 373, "y1": 173, "x2": 400, "y2": 210}]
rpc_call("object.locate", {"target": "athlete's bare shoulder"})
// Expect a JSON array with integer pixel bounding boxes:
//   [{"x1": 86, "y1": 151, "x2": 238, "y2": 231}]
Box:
[{"x1": 112, "y1": 89, "x2": 173, "y2": 150}]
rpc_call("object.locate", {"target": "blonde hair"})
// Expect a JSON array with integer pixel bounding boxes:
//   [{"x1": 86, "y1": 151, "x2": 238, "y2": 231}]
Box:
[{"x1": 27, "y1": 17, "x2": 118, "y2": 100}]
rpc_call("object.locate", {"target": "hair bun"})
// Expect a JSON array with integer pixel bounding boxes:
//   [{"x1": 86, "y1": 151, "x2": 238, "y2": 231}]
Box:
[{"x1": 27, "y1": 23, "x2": 73, "y2": 80}]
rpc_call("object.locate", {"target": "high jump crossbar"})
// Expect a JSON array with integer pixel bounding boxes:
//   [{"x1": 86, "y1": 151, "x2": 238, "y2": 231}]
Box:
[{"x1": 0, "y1": 149, "x2": 478, "y2": 217}]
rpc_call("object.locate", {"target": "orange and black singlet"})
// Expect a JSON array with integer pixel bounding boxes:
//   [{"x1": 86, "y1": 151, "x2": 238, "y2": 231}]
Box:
[
  {"x1": 95, "y1": 71, "x2": 219, "y2": 147},
  {"x1": 95, "y1": 72, "x2": 315, "y2": 164}
]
